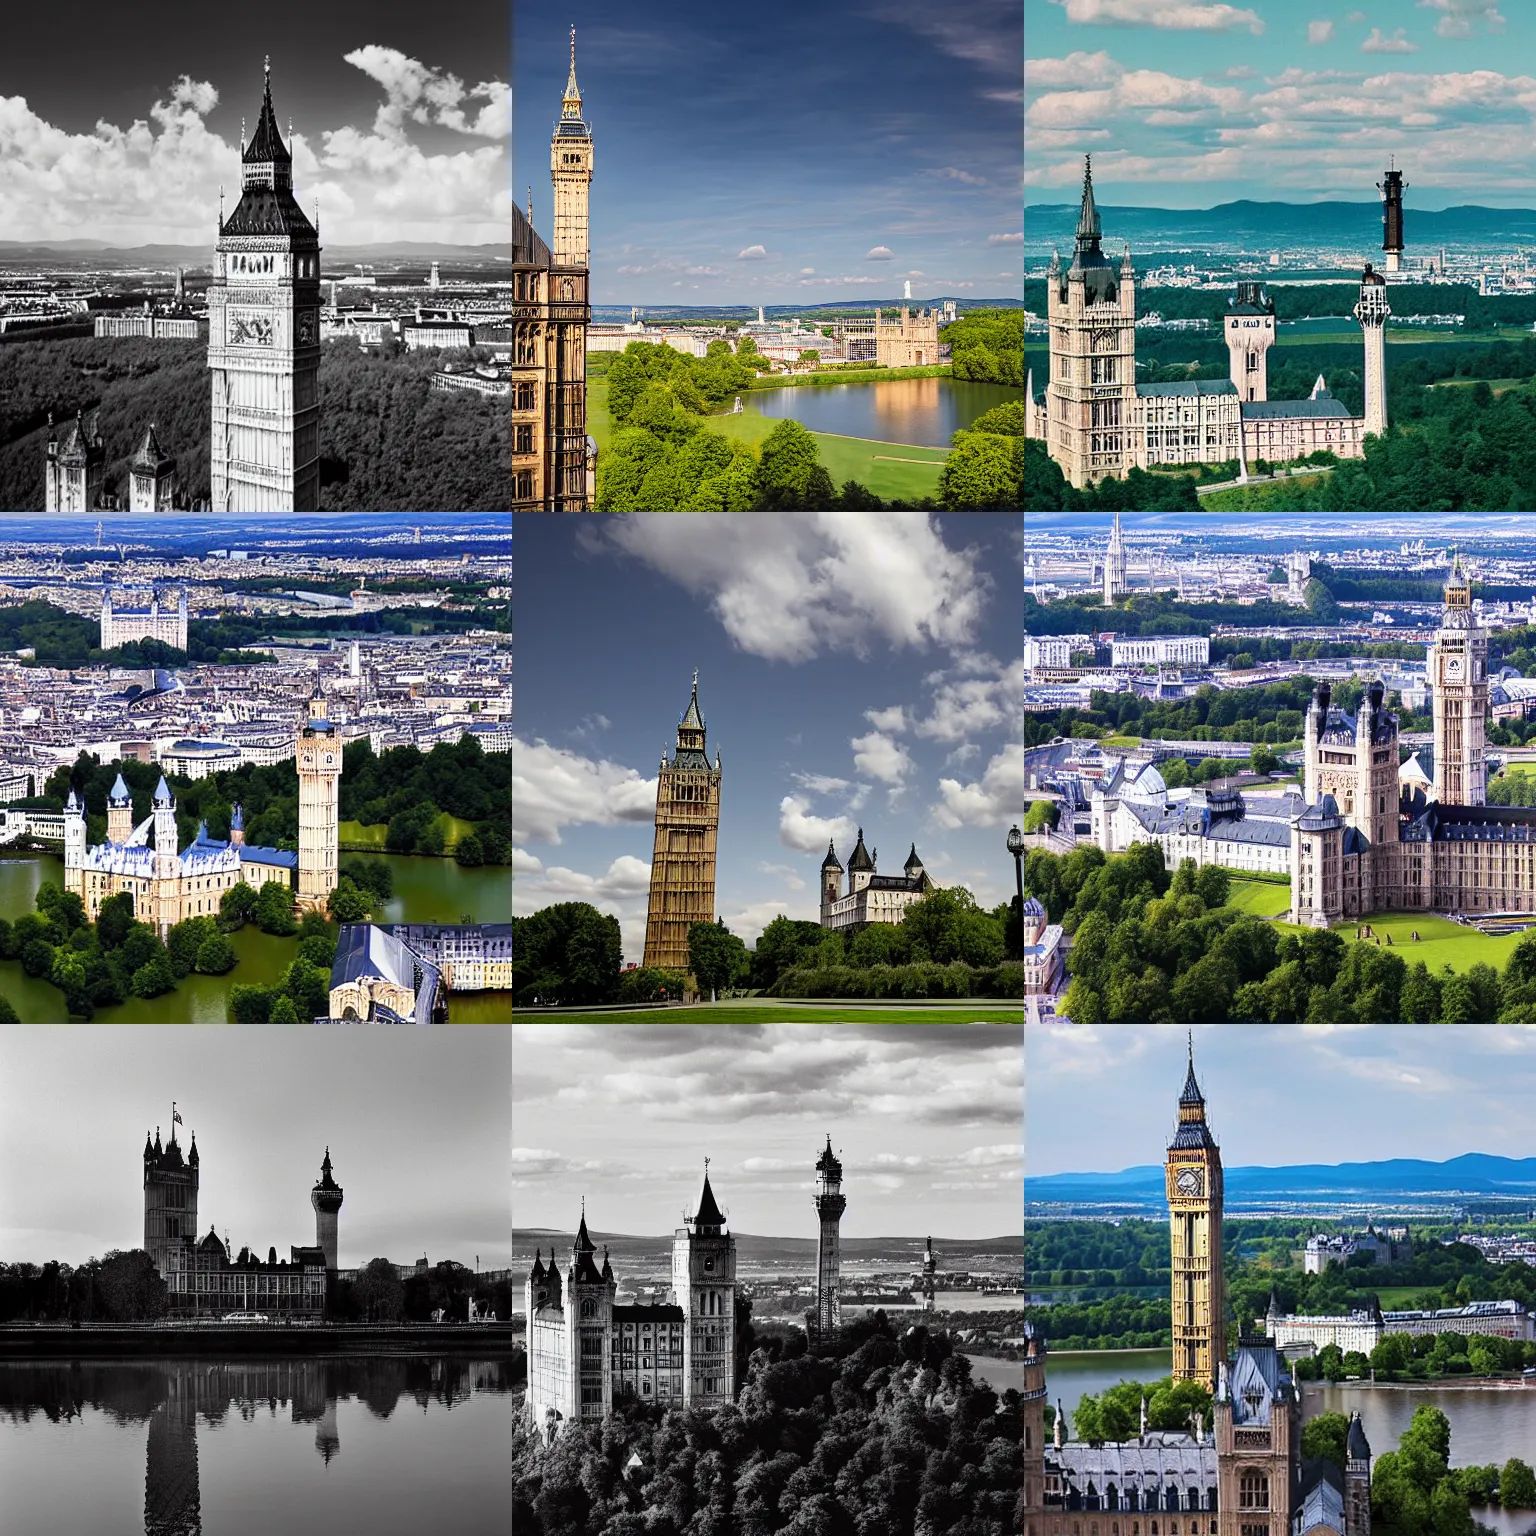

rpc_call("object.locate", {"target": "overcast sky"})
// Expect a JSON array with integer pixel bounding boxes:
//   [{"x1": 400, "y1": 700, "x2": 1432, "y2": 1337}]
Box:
[
  {"x1": 0, "y1": 0, "x2": 508, "y2": 244},
  {"x1": 0, "y1": 1027, "x2": 510, "y2": 1270},
  {"x1": 1026, "y1": 0, "x2": 1536, "y2": 209},
  {"x1": 1028, "y1": 1023, "x2": 1536, "y2": 1177},
  {"x1": 515, "y1": 0, "x2": 1021, "y2": 304},
  {"x1": 513, "y1": 1023, "x2": 1023, "y2": 1238},
  {"x1": 512, "y1": 512, "x2": 1025, "y2": 962}
]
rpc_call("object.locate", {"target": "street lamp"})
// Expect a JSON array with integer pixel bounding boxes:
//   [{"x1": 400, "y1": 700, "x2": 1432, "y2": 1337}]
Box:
[{"x1": 1007, "y1": 824, "x2": 1024, "y2": 905}]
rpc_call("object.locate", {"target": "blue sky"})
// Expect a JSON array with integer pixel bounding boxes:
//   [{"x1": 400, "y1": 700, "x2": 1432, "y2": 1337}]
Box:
[
  {"x1": 1026, "y1": 0, "x2": 1536, "y2": 209},
  {"x1": 515, "y1": 0, "x2": 1022, "y2": 305},
  {"x1": 511, "y1": 512, "x2": 1024, "y2": 964},
  {"x1": 1028, "y1": 1024, "x2": 1536, "y2": 1177}
]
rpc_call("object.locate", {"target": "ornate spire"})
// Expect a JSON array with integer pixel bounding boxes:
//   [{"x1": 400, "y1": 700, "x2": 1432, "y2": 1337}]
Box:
[
  {"x1": 1180, "y1": 1031, "x2": 1203, "y2": 1106},
  {"x1": 682, "y1": 670, "x2": 703, "y2": 729},
  {"x1": 1075, "y1": 154, "x2": 1102, "y2": 250},
  {"x1": 562, "y1": 26, "x2": 584, "y2": 119}
]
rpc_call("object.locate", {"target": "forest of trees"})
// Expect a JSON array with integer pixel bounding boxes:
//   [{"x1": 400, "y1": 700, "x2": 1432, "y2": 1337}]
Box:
[
  {"x1": 942, "y1": 309, "x2": 1023, "y2": 386},
  {"x1": 0, "y1": 335, "x2": 508, "y2": 511},
  {"x1": 938, "y1": 400, "x2": 1023, "y2": 509},
  {"x1": 511, "y1": 891, "x2": 1022, "y2": 1007},
  {"x1": 513, "y1": 1311, "x2": 1023, "y2": 1536}
]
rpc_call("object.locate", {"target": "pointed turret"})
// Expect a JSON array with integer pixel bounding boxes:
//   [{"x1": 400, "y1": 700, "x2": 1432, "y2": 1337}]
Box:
[
  {"x1": 187, "y1": 1132, "x2": 198, "y2": 1167},
  {"x1": 561, "y1": 24, "x2": 584, "y2": 121},
  {"x1": 153, "y1": 776, "x2": 173, "y2": 807},
  {"x1": 682, "y1": 669, "x2": 704, "y2": 729},
  {"x1": 143, "y1": 1130, "x2": 154, "y2": 1161},
  {"x1": 601, "y1": 1246, "x2": 614, "y2": 1282},
  {"x1": 847, "y1": 828, "x2": 874, "y2": 872},
  {"x1": 1076, "y1": 155, "x2": 1102, "y2": 250},
  {"x1": 821, "y1": 839, "x2": 843, "y2": 871},
  {"x1": 153, "y1": 1128, "x2": 163, "y2": 1155},
  {"x1": 529, "y1": 1247, "x2": 546, "y2": 1280},
  {"x1": 108, "y1": 772, "x2": 131, "y2": 806},
  {"x1": 243, "y1": 55, "x2": 293, "y2": 183},
  {"x1": 1179, "y1": 1031, "x2": 1204, "y2": 1107},
  {"x1": 903, "y1": 842, "x2": 923, "y2": 873},
  {"x1": 692, "y1": 1167, "x2": 726, "y2": 1233},
  {"x1": 572, "y1": 1203, "x2": 605, "y2": 1283}
]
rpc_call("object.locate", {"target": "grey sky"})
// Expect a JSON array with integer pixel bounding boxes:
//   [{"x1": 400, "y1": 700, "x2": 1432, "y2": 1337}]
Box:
[
  {"x1": 512, "y1": 1023, "x2": 1023, "y2": 1239},
  {"x1": 1028, "y1": 1023, "x2": 1536, "y2": 1178},
  {"x1": 0, "y1": 1026, "x2": 510, "y2": 1270}
]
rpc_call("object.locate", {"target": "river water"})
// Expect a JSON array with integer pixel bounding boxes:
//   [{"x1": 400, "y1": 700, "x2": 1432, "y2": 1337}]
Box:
[
  {"x1": 1046, "y1": 1350, "x2": 1536, "y2": 1534},
  {"x1": 0, "y1": 1355, "x2": 511, "y2": 1536},
  {"x1": 964, "y1": 1353, "x2": 1025, "y2": 1395},
  {"x1": 744, "y1": 378, "x2": 1021, "y2": 447},
  {"x1": 0, "y1": 854, "x2": 510, "y2": 1023}
]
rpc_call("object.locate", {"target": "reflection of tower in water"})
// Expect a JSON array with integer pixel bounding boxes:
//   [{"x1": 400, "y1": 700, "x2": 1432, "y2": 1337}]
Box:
[
  {"x1": 144, "y1": 1366, "x2": 201, "y2": 1536},
  {"x1": 315, "y1": 1399, "x2": 340, "y2": 1465}
]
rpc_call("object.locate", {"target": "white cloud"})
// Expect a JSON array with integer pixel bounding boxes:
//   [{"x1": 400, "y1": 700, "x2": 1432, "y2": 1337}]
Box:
[
  {"x1": 1307, "y1": 19, "x2": 1334, "y2": 44},
  {"x1": 851, "y1": 731, "x2": 914, "y2": 784},
  {"x1": 1025, "y1": 50, "x2": 1125, "y2": 89},
  {"x1": 527, "y1": 856, "x2": 653, "y2": 900},
  {"x1": 779, "y1": 796, "x2": 857, "y2": 854},
  {"x1": 1050, "y1": 0, "x2": 1264, "y2": 31},
  {"x1": 512, "y1": 738, "x2": 656, "y2": 845},
  {"x1": 932, "y1": 744, "x2": 1026, "y2": 830},
  {"x1": 738, "y1": 244, "x2": 767, "y2": 259},
  {"x1": 987, "y1": 232, "x2": 1024, "y2": 244},
  {"x1": 757, "y1": 861, "x2": 807, "y2": 892},
  {"x1": 1419, "y1": 0, "x2": 1505, "y2": 39},
  {"x1": 800, "y1": 266, "x2": 815, "y2": 274},
  {"x1": 343, "y1": 46, "x2": 509, "y2": 138},
  {"x1": 602, "y1": 513, "x2": 989, "y2": 664},
  {"x1": 866, "y1": 245, "x2": 895, "y2": 260},
  {"x1": 1361, "y1": 26, "x2": 1419, "y2": 51},
  {"x1": 916, "y1": 655, "x2": 1025, "y2": 742},
  {"x1": 864, "y1": 704, "x2": 910, "y2": 734},
  {"x1": 928, "y1": 166, "x2": 987, "y2": 185},
  {"x1": 791, "y1": 772, "x2": 853, "y2": 795},
  {"x1": 684, "y1": 265, "x2": 720, "y2": 276}
]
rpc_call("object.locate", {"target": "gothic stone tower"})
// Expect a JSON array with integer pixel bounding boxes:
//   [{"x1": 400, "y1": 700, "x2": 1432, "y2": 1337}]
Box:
[
  {"x1": 45, "y1": 410, "x2": 105, "y2": 512},
  {"x1": 1045, "y1": 156, "x2": 1137, "y2": 488},
  {"x1": 295, "y1": 683, "x2": 341, "y2": 911},
  {"x1": 107, "y1": 772, "x2": 133, "y2": 846},
  {"x1": 310, "y1": 1147, "x2": 343, "y2": 1271},
  {"x1": 547, "y1": 26, "x2": 592, "y2": 510},
  {"x1": 1022, "y1": 1322, "x2": 1047, "y2": 1536},
  {"x1": 566, "y1": 1208, "x2": 615, "y2": 1422},
  {"x1": 1225, "y1": 282, "x2": 1276, "y2": 403},
  {"x1": 129, "y1": 422, "x2": 178, "y2": 512},
  {"x1": 810, "y1": 1135, "x2": 846, "y2": 1349},
  {"x1": 1104, "y1": 510, "x2": 1128, "y2": 604},
  {"x1": 208, "y1": 57, "x2": 321, "y2": 511},
  {"x1": 1429, "y1": 554, "x2": 1488, "y2": 805},
  {"x1": 643, "y1": 672, "x2": 722, "y2": 972},
  {"x1": 143, "y1": 1124, "x2": 199, "y2": 1279},
  {"x1": 1346, "y1": 1411, "x2": 1373, "y2": 1536},
  {"x1": 673, "y1": 1165, "x2": 736, "y2": 1407},
  {"x1": 820, "y1": 839, "x2": 844, "y2": 919},
  {"x1": 153, "y1": 776, "x2": 181, "y2": 935},
  {"x1": 1215, "y1": 1337, "x2": 1297, "y2": 1536},
  {"x1": 1354, "y1": 263, "x2": 1390, "y2": 442},
  {"x1": 1167, "y1": 1037, "x2": 1225, "y2": 1393}
]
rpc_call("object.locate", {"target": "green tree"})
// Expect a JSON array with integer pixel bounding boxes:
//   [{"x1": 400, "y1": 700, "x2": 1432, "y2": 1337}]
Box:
[
  {"x1": 1024, "y1": 799, "x2": 1059, "y2": 833},
  {"x1": 1502, "y1": 1458, "x2": 1536, "y2": 1509},
  {"x1": 512, "y1": 902, "x2": 622, "y2": 1006},
  {"x1": 227, "y1": 984, "x2": 273, "y2": 1023},
  {"x1": 326, "y1": 880, "x2": 371, "y2": 923},
  {"x1": 688, "y1": 919, "x2": 750, "y2": 1000},
  {"x1": 454, "y1": 832, "x2": 484, "y2": 867},
  {"x1": 97, "y1": 891, "x2": 135, "y2": 948},
  {"x1": 1317, "y1": 1343, "x2": 1345, "y2": 1383},
  {"x1": 1301, "y1": 1410, "x2": 1350, "y2": 1470},
  {"x1": 219, "y1": 881, "x2": 259, "y2": 931},
  {"x1": 757, "y1": 419, "x2": 834, "y2": 509},
  {"x1": 939, "y1": 428, "x2": 1022, "y2": 509},
  {"x1": 352, "y1": 1255, "x2": 405, "y2": 1321},
  {"x1": 1193, "y1": 864, "x2": 1230, "y2": 909},
  {"x1": 195, "y1": 932, "x2": 237, "y2": 974},
  {"x1": 0, "y1": 996, "x2": 18, "y2": 1023},
  {"x1": 254, "y1": 881, "x2": 298, "y2": 936},
  {"x1": 269, "y1": 994, "x2": 301, "y2": 1023},
  {"x1": 131, "y1": 955, "x2": 177, "y2": 998}
]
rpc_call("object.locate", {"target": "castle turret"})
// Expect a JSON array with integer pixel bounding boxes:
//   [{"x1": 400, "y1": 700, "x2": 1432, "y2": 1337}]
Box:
[
  {"x1": 1225, "y1": 281, "x2": 1276, "y2": 403},
  {"x1": 566, "y1": 1203, "x2": 616, "y2": 1421},
  {"x1": 673, "y1": 1164, "x2": 736, "y2": 1407},
  {"x1": 107, "y1": 772, "x2": 133, "y2": 845},
  {"x1": 143, "y1": 1118, "x2": 199, "y2": 1281},
  {"x1": 63, "y1": 788, "x2": 86, "y2": 884},
  {"x1": 810, "y1": 1135, "x2": 846, "y2": 1349},
  {"x1": 846, "y1": 829, "x2": 875, "y2": 895},
  {"x1": 820, "y1": 838, "x2": 843, "y2": 917},
  {"x1": 1355, "y1": 263, "x2": 1391, "y2": 440},
  {"x1": 1346, "y1": 1411, "x2": 1373, "y2": 1536},
  {"x1": 310, "y1": 1146, "x2": 343, "y2": 1271}
]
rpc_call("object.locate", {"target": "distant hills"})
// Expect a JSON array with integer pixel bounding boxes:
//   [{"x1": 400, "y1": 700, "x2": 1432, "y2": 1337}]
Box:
[
  {"x1": 592, "y1": 299, "x2": 1023, "y2": 322},
  {"x1": 0, "y1": 240, "x2": 509, "y2": 267},
  {"x1": 1029, "y1": 1152, "x2": 1536, "y2": 1206},
  {"x1": 516, "y1": 1228, "x2": 1022, "y2": 1261},
  {"x1": 1024, "y1": 199, "x2": 1536, "y2": 249}
]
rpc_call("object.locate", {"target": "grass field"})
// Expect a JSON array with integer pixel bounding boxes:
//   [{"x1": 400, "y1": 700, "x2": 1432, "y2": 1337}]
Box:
[
  {"x1": 339, "y1": 812, "x2": 477, "y2": 852},
  {"x1": 1272, "y1": 910, "x2": 1525, "y2": 973},
  {"x1": 1366, "y1": 1286, "x2": 1431, "y2": 1308},
  {"x1": 1432, "y1": 377, "x2": 1530, "y2": 395},
  {"x1": 1274, "y1": 327, "x2": 1531, "y2": 347},
  {"x1": 1229, "y1": 880, "x2": 1293, "y2": 917},
  {"x1": 1200, "y1": 473, "x2": 1331, "y2": 511},
  {"x1": 513, "y1": 1005, "x2": 1021, "y2": 1024}
]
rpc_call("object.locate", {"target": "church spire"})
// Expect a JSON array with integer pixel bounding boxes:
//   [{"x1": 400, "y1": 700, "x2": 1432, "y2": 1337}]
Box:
[
  {"x1": 1076, "y1": 154, "x2": 1102, "y2": 251},
  {"x1": 562, "y1": 26, "x2": 584, "y2": 120}
]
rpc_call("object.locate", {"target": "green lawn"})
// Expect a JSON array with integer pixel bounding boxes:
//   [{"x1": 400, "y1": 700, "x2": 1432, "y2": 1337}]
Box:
[
  {"x1": 513, "y1": 1005, "x2": 1020, "y2": 1024},
  {"x1": 339, "y1": 812, "x2": 476, "y2": 852},
  {"x1": 584, "y1": 367, "x2": 946, "y2": 502},
  {"x1": 1366, "y1": 1286, "x2": 1432, "y2": 1308},
  {"x1": 1200, "y1": 474, "x2": 1331, "y2": 511},
  {"x1": 1432, "y1": 377, "x2": 1530, "y2": 395},
  {"x1": 1273, "y1": 910, "x2": 1526, "y2": 973},
  {"x1": 1228, "y1": 880, "x2": 1293, "y2": 917}
]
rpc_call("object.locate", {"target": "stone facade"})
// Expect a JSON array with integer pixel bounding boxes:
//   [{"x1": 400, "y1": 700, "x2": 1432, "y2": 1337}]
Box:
[
  {"x1": 874, "y1": 305, "x2": 941, "y2": 367},
  {"x1": 820, "y1": 831, "x2": 934, "y2": 932},
  {"x1": 295, "y1": 687, "x2": 342, "y2": 913},
  {"x1": 45, "y1": 410, "x2": 105, "y2": 512},
  {"x1": 512, "y1": 31, "x2": 591, "y2": 511},
  {"x1": 524, "y1": 1169, "x2": 737, "y2": 1441},
  {"x1": 208, "y1": 60, "x2": 321, "y2": 512},
  {"x1": 643, "y1": 674, "x2": 721, "y2": 972},
  {"x1": 1167, "y1": 1043, "x2": 1225, "y2": 1393},
  {"x1": 101, "y1": 586, "x2": 188, "y2": 651}
]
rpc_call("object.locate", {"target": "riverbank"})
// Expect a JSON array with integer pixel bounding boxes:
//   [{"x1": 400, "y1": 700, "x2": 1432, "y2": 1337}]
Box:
[
  {"x1": 1303, "y1": 1376, "x2": 1536, "y2": 1392},
  {"x1": 0, "y1": 1322, "x2": 513, "y2": 1357},
  {"x1": 743, "y1": 364, "x2": 952, "y2": 389}
]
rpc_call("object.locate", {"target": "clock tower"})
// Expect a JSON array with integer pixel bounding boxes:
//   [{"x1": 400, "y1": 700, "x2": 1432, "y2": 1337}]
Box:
[
  {"x1": 1166, "y1": 1034, "x2": 1224, "y2": 1393},
  {"x1": 209, "y1": 56, "x2": 322, "y2": 511},
  {"x1": 1428, "y1": 554, "x2": 1487, "y2": 806},
  {"x1": 295, "y1": 680, "x2": 341, "y2": 912}
]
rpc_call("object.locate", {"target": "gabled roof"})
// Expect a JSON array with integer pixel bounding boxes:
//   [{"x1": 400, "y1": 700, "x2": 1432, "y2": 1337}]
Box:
[
  {"x1": 847, "y1": 828, "x2": 874, "y2": 871},
  {"x1": 693, "y1": 1170, "x2": 726, "y2": 1229},
  {"x1": 130, "y1": 422, "x2": 175, "y2": 474},
  {"x1": 821, "y1": 838, "x2": 843, "y2": 871}
]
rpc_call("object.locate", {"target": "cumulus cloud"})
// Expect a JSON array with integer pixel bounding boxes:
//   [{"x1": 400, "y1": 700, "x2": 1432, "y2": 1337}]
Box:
[
  {"x1": 932, "y1": 744, "x2": 1026, "y2": 830},
  {"x1": 1361, "y1": 26, "x2": 1419, "y2": 51},
  {"x1": 928, "y1": 166, "x2": 987, "y2": 184},
  {"x1": 866, "y1": 245, "x2": 894, "y2": 259},
  {"x1": 602, "y1": 513, "x2": 989, "y2": 664},
  {"x1": 738, "y1": 244, "x2": 767, "y2": 259},
  {"x1": 800, "y1": 266, "x2": 815, "y2": 274},
  {"x1": 851, "y1": 731, "x2": 914, "y2": 785},
  {"x1": 1025, "y1": 49, "x2": 1124, "y2": 89},
  {"x1": 987, "y1": 231, "x2": 1024, "y2": 244},
  {"x1": 916, "y1": 655, "x2": 1026, "y2": 742},
  {"x1": 757, "y1": 862, "x2": 807, "y2": 891},
  {"x1": 864, "y1": 704, "x2": 910, "y2": 734},
  {"x1": 1420, "y1": 0, "x2": 1505, "y2": 39},
  {"x1": 343, "y1": 46, "x2": 509, "y2": 137},
  {"x1": 791, "y1": 772, "x2": 853, "y2": 795},
  {"x1": 779, "y1": 796, "x2": 857, "y2": 854},
  {"x1": 1307, "y1": 19, "x2": 1334, "y2": 44},
  {"x1": 1050, "y1": 0, "x2": 1264, "y2": 31},
  {"x1": 512, "y1": 738, "x2": 656, "y2": 845}
]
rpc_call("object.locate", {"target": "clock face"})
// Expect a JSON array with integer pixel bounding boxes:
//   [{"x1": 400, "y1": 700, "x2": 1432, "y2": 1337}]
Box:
[
  {"x1": 1446, "y1": 655, "x2": 1464, "y2": 680},
  {"x1": 1176, "y1": 1167, "x2": 1204, "y2": 1197},
  {"x1": 324, "y1": 752, "x2": 335, "y2": 767}
]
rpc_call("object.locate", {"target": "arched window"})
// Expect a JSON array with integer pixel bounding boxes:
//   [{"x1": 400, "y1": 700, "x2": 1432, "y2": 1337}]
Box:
[
  {"x1": 1106, "y1": 1486, "x2": 1119, "y2": 1512},
  {"x1": 1239, "y1": 1472, "x2": 1269, "y2": 1511},
  {"x1": 1208, "y1": 1487, "x2": 1218, "y2": 1512},
  {"x1": 1165, "y1": 1487, "x2": 1179, "y2": 1512},
  {"x1": 581, "y1": 1299, "x2": 594, "y2": 1317}
]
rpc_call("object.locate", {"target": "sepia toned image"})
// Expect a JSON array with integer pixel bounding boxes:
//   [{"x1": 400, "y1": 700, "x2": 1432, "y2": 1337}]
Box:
[{"x1": 0, "y1": 0, "x2": 511, "y2": 512}]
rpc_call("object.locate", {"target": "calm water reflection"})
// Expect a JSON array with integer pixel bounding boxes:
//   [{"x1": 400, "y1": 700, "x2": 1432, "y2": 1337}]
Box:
[
  {"x1": 0, "y1": 1355, "x2": 511, "y2": 1535},
  {"x1": 745, "y1": 378, "x2": 1022, "y2": 447}
]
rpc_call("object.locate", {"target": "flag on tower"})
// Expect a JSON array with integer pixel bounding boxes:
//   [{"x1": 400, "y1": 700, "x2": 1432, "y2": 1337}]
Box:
[{"x1": 172, "y1": 1105, "x2": 182, "y2": 1125}]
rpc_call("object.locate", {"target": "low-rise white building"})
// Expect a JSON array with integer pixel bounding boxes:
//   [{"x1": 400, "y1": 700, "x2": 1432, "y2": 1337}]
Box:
[{"x1": 1110, "y1": 635, "x2": 1211, "y2": 668}]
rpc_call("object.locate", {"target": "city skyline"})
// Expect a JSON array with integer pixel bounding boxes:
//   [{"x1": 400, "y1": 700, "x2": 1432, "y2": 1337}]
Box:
[
  {"x1": 1025, "y1": 0, "x2": 1536, "y2": 209},
  {"x1": 0, "y1": 1026, "x2": 512, "y2": 1268},
  {"x1": 512, "y1": 1022, "x2": 1023, "y2": 1238},
  {"x1": 511, "y1": 512, "x2": 1024, "y2": 961},
  {"x1": 1027, "y1": 1023, "x2": 1536, "y2": 1178},
  {"x1": 515, "y1": 0, "x2": 1022, "y2": 304},
  {"x1": 0, "y1": 0, "x2": 509, "y2": 245}
]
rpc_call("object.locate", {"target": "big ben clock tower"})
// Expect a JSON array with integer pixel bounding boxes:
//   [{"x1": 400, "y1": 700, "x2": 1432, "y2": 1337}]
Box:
[
  {"x1": 209, "y1": 57, "x2": 322, "y2": 511},
  {"x1": 295, "y1": 680, "x2": 341, "y2": 912},
  {"x1": 1428, "y1": 554, "x2": 1488, "y2": 806},
  {"x1": 1166, "y1": 1035, "x2": 1225, "y2": 1393}
]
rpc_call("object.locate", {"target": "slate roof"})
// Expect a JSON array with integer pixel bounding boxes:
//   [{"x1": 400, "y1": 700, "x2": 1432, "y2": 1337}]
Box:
[
  {"x1": 1047, "y1": 1433, "x2": 1218, "y2": 1493},
  {"x1": 614, "y1": 1303, "x2": 686, "y2": 1322},
  {"x1": 1296, "y1": 793, "x2": 1343, "y2": 831},
  {"x1": 1405, "y1": 803, "x2": 1536, "y2": 843},
  {"x1": 1242, "y1": 397, "x2": 1354, "y2": 420},
  {"x1": 1296, "y1": 1462, "x2": 1345, "y2": 1536},
  {"x1": 239, "y1": 845, "x2": 298, "y2": 868},
  {"x1": 329, "y1": 923, "x2": 443, "y2": 1022},
  {"x1": 1136, "y1": 380, "x2": 1238, "y2": 398},
  {"x1": 1224, "y1": 1338, "x2": 1291, "y2": 1425}
]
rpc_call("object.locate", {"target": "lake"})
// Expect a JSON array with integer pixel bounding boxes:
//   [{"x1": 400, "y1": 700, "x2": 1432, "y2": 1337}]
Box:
[
  {"x1": 0, "y1": 854, "x2": 510, "y2": 1023},
  {"x1": 1046, "y1": 1348, "x2": 1175, "y2": 1417},
  {"x1": 0, "y1": 1354, "x2": 512, "y2": 1536},
  {"x1": 964, "y1": 1353, "x2": 1025, "y2": 1395},
  {"x1": 744, "y1": 378, "x2": 1021, "y2": 447}
]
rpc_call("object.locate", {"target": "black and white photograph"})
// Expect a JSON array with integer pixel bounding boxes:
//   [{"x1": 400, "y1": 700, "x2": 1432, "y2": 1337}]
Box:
[
  {"x1": 0, "y1": 1024, "x2": 512, "y2": 1533},
  {"x1": 0, "y1": 1, "x2": 511, "y2": 512},
  {"x1": 511, "y1": 1020, "x2": 1024, "y2": 1534}
]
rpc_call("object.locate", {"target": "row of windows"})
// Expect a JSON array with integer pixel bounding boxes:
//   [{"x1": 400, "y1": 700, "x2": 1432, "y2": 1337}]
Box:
[
  {"x1": 1061, "y1": 1519, "x2": 1220, "y2": 1536},
  {"x1": 1068, "y1": 1486, "x2": 1217, "y2": 1513}
]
